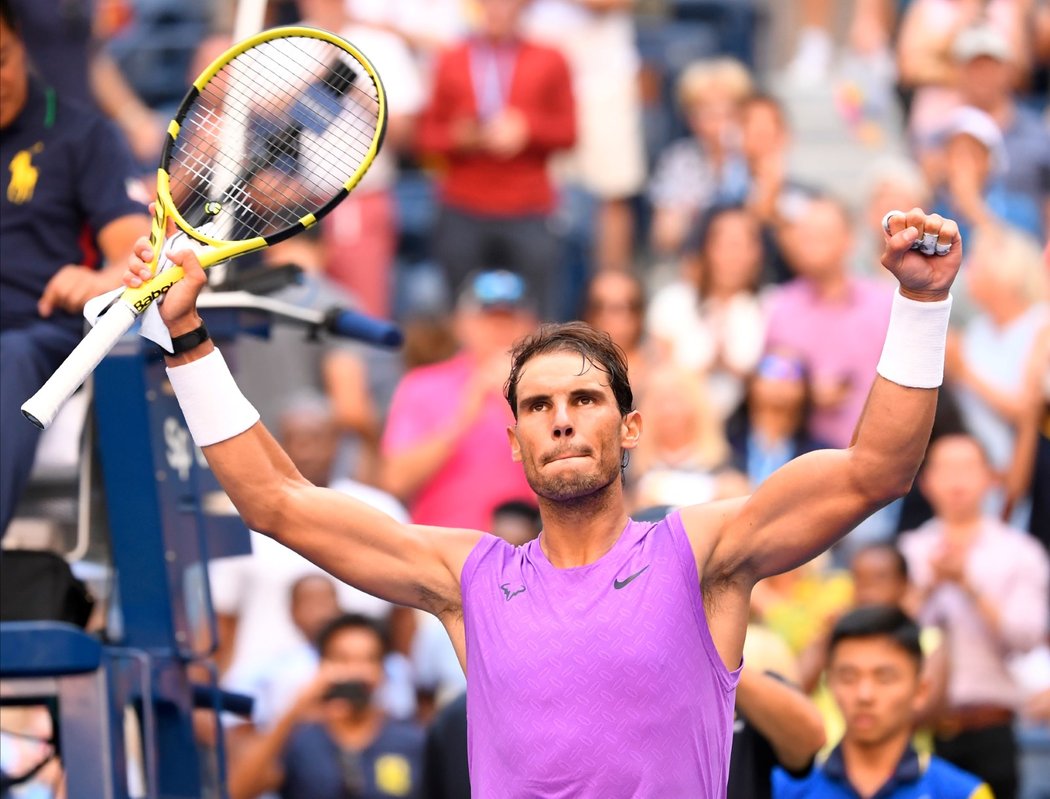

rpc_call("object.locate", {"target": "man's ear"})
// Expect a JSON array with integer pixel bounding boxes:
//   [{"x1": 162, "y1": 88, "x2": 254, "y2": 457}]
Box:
[
  {"x1": 507, "y1": 425, "x2": 522, "y2": 462},
  {"x1": 621, "y1": 410, "x2": 642, "y2": 451}
]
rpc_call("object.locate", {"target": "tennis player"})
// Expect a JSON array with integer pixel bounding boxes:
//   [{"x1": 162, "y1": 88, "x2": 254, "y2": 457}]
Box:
[{"x1": 125, "y1": 207, "x2": 961, "y2": 797}]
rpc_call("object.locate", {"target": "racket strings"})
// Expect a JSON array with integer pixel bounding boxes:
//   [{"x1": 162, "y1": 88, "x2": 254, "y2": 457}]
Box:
[{"x1": 168, "y1": 35, "x2": 381, "y2": 240}]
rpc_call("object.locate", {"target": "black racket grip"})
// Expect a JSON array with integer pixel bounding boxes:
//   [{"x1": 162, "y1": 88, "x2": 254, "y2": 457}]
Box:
[{"x1": 323, "y1": 307, "x2": 403, "y2": 348}]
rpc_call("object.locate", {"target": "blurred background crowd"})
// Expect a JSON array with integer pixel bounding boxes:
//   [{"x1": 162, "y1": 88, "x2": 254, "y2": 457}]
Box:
[{"x1": 1, "y1": 0, "x2": 1048, "y2": 797}]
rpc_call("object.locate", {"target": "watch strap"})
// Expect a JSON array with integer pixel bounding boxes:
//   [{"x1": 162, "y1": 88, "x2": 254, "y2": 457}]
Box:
[{"x1": 168, "y1": 322, "x2": 210, "y2": 355}]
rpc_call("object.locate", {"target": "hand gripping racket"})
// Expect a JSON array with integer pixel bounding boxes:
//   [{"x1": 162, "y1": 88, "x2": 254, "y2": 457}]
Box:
[{"x1": 22, "y1": 26, "x2": 390, "y2": 429}]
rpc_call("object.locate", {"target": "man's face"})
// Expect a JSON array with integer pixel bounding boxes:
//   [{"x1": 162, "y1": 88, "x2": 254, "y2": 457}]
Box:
[
  {"x1": 321, "y1": 627, "x2": 385, "y2": 710},
  {"x1": 851, "y1": 549, "x2": 907, "y2": 608},
  {"x1": 920, "y1": 436, "x2": 993, "y2": 523},
  {"x1": 507, "y1": 351, "x2": 640, "y2": 503},
  {"x1": 828, "y1": 636, "x2": 925, "y2": 747},
  {"x1": 0, "y1": 19, "x2": 29, "y2": 130}
]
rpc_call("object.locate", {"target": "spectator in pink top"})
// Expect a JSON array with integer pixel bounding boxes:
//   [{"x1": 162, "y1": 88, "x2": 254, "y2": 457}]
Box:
[
  {"x1": 379, "y1": 271, "x2": 538, "y2": 529},
  {"x1": 766, "y1": 196, "x2": 893, "y2": 448}
]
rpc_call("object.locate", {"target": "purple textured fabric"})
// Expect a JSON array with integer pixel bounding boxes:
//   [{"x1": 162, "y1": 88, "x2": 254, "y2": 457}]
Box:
[{"x1": 461, "y1": 510, "x2": 740, "y2": 798}]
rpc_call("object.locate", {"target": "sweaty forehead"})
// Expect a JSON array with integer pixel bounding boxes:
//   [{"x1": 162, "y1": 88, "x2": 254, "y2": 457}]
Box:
[{"x1": 517, "y1": 351, "x2": 612, "y2": 393}]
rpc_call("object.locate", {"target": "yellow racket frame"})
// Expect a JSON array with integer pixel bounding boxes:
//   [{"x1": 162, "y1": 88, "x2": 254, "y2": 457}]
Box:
[{"x1": 124, "y1": 25, "x2": 387, "y2": 313}]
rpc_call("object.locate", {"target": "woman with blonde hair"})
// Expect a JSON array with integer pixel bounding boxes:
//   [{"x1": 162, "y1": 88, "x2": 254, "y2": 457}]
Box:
[
  {"x1": 630, "y1": 364, "x2": 747, "y2": 510},
  {"x1": 647, "y1": 57, "x2": 755, "y2": 256}
]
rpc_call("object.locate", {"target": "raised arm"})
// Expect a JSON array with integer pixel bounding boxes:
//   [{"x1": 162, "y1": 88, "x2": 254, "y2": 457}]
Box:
[
  {"x1": 690, "y1": 209, "x2": 962, "y2": 587},
  {"x1": 124, "y1": 243, "x2": 482, "y2": 616}
]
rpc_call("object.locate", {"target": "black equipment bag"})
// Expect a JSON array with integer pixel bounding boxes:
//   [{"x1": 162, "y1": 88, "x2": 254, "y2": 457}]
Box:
[{"x1": 0, "y1": 549, "x2": 94, "y2": 627}]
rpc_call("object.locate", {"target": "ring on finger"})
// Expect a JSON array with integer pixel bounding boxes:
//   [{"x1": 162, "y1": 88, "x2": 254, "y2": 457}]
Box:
[{"x1": 881, "y1": 210, "x2": 905, "y2": 235}]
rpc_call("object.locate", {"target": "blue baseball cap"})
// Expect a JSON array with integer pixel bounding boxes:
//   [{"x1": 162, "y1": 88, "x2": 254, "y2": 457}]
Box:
[{"x1": 458, "y1": 270, "x2": 534, "y2": 313}]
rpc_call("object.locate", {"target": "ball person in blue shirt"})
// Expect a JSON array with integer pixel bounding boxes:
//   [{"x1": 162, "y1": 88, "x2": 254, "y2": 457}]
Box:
[{"x1": 774, "y1": 606, "x2": 992, "y2": 799}]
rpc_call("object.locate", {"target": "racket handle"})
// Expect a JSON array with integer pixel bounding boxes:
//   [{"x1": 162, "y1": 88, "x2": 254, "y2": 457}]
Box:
[
  {"x1": 21, "y1": 303, "x2": 138, "y2": 430},
  {"x1": 324, "y1": 308, "x2": 403, "y2": 348}
]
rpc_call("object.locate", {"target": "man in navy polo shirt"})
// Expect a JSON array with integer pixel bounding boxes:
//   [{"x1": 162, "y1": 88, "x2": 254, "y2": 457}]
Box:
[
  {"x1": 774, "y1": 606, "x2": 992, "y2": 799},
  {"x1": 0, "y1": 0, "x2": 148, "y2": 536}
]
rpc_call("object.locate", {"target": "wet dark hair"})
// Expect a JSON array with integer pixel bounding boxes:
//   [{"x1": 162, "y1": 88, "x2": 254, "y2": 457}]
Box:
[
  {"x1": 316, "y1": 613, "x2": 390, "y2": 659},
  {"x1": 828, "y1": 606, "x2": 922, "y2": 668},
  {"x1": 504, "y1": 322, "x2": 633, "y2": 420}
]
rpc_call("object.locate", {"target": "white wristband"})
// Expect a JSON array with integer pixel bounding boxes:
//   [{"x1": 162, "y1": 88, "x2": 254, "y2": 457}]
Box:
[
  {"x1": 166, "y1": 348, "x2": 260, "y2": 447},
  {"x1": 876, "y1": 288, "x2": 953, "y2": 389}
]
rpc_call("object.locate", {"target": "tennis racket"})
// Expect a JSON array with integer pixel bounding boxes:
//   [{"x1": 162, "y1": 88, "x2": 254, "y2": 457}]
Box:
[{"x1": 22, "y1": 25, "x2": 391, "y2": 429}]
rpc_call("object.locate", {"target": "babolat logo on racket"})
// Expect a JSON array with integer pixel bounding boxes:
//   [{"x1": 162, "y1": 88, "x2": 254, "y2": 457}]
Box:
[{"x1": 133, "y1": 285, "x2": 173, "y2": 312}]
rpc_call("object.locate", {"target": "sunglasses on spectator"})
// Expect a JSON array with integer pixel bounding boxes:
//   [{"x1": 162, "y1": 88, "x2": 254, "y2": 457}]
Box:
[{"x1": 756, "y1": 354, "x2": 806, "y2": 381}]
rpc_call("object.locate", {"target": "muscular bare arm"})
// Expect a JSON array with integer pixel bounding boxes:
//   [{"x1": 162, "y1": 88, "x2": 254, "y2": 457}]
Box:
[
  {"x1": 683, "y1": 209, "x2": 962, "y2": 667},
  {"x1": 125, "y1": 242, "x2": 482, "y2": 616},
  {"x1": 197, "y1": 415, "x2": 480, "y2": 612}
]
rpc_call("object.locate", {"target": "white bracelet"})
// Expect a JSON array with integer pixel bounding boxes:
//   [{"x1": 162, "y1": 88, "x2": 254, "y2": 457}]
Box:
[
  {"x1": 876, "y1": 288, "x2": 953, "y2": 389},
  {"x1": 166, "y1": 348, "x2": 260, "y2": 447}
]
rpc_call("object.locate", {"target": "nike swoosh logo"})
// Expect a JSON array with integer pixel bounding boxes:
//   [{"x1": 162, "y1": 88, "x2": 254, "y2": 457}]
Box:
[{"x1": 613, "y1": 565, "x2": 650, "y2": 590}]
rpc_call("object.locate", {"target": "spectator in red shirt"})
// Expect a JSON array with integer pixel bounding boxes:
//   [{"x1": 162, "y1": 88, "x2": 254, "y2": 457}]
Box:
[{"x1": 416, "y1": 0, "x2": 576, "y2": 321}]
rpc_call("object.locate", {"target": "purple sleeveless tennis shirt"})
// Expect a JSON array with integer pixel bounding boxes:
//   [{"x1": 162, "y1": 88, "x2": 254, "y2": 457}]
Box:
[{"x1": 461, "y1": 510, "x2": 741, "y2": 798}]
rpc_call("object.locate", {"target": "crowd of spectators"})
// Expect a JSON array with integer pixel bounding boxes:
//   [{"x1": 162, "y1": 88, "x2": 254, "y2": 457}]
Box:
[{"x1": 2, "y1": 0, "x2": 1048, "y2": 797}]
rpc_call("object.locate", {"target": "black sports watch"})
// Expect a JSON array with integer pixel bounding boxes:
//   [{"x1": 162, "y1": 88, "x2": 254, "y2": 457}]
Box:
[{"x1": 167, "y1": 322, "x2": 210, "y2": 355}]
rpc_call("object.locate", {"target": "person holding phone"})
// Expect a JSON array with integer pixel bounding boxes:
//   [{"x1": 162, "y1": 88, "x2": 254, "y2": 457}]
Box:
[{"x1": 227, "y1": 613, "x2": 424, "y2": 799}]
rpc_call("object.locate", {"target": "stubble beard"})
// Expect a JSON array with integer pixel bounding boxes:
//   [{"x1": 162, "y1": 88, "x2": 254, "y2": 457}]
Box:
[{"x1": 525, "y1": 454, "x2": 621, "y2": 506}]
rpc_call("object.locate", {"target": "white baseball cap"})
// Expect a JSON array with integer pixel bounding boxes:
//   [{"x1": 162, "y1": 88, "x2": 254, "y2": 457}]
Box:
[
  {"x1": 938, "y1": 105, "x2": 1008, "y2": 174},
  {"x1": 953, "y1": 24, "x2": 1011, "y2": 63}
]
